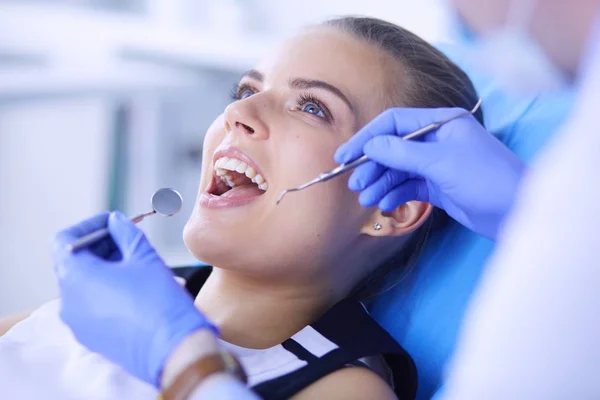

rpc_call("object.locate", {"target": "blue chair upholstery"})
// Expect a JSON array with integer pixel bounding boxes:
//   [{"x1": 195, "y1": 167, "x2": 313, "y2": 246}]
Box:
[{"x1": 370, "y1": 43, "x2": 575, "y2": 400}]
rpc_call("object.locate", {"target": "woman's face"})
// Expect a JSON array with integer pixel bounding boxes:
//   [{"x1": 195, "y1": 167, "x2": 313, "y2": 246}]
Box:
[{"x1": 184, "y1": 28, "x2": 406, "y2": 282}]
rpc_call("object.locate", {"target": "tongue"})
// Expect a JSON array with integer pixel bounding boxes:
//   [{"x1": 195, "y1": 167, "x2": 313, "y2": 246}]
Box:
[{"x1": 221, "y1": 184, "x2": 263, "y2": 199}]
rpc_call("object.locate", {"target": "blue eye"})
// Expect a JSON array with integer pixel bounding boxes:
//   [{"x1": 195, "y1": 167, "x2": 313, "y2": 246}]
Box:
[
  {"x1": 302, "y1": 103, "x2": 325, "y2": 118},
  {"x1": 239, "y1": 89, "x2": 255, "y2": 99},
  {"x1": 230, "y1": 83, "x2": 257, "y2": 101},
  {"x1": 297, "y1": 93, "x2": 331, "y2": 122}
]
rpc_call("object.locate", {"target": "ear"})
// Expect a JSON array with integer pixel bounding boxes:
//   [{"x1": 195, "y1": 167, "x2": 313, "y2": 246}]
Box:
[{"x1": 361, "y1": 201, "x2": 433, "y2": 237}]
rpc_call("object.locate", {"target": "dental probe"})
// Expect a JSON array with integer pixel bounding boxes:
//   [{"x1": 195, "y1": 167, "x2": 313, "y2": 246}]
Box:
[
  {"x1": 276, "y1": 98, "x2": 483, "y2": 205},
  {"x1": 66, "y1": 188, "x2": 183, "y2": 252}
]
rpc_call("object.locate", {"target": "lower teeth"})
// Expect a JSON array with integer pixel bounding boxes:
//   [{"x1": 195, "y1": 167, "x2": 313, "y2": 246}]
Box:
[{"x1": 218, "y1": 173, "x2": 267, "y2": 192}]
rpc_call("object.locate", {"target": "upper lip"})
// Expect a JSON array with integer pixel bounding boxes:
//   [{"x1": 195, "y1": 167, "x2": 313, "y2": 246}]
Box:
[{"x1": 211, "y1": 146, "x2": 266, "y2": 181}]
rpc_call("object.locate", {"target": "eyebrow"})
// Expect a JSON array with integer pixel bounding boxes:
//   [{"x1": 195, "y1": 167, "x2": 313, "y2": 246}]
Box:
[
  {"x1": 289, "y1": 78, "x2": 355, "y2": 113},
  {"x1": 241, "y1": 69, "x2": 264, "y2": 82},
  {"x1": 239, "y1": 69, "x2": 355, "y2": 113}
]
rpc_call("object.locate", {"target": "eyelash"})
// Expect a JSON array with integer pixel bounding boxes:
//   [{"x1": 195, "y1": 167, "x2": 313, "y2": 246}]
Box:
[
  {"x1": 230, "y1": 83, "x2": 255, "y2": 101},
  {"x1": 296, "y1": 92, "x2": 333, "y2": 123},
  {"x1": 229, "y1": 83, "x2": 333, "y2": 123}
]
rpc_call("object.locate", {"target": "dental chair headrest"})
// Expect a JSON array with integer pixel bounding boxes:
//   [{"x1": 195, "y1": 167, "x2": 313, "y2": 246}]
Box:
[{"x1": 370, "y1": 42, "x2": 575, "y2": 400}]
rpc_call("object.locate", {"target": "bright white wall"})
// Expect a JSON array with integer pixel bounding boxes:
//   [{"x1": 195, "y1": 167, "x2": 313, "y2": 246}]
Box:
[
  {"x1": 0, "y1": 98, "x2": 112, "y2": 315},
  {"x1": 247, "y1": 0, "x2": 451, "y2": 42}
]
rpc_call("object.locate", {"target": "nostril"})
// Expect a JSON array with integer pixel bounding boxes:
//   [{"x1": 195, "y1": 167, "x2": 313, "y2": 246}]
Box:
[
  {"x1": 236, "y1": 121, "x2": 255, "y2": 134},
  {"x1": 242, "y1": 123, "x2": 255, "y2": 134}
]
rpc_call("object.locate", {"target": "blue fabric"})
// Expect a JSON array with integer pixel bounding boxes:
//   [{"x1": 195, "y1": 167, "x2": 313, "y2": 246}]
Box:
[{"x1": 370, "y1": 43, "x2": 575, "y2": 400}]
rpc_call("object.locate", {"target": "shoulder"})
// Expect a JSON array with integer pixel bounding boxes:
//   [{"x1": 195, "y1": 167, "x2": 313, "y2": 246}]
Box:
[
  {"x1": 0, "y1": 310, "x2": 32, "y2": 336},
  {"x1": 0, "y1": 312, "x2": 29, "y2": 336},
  {"x1": 291, "y1": 366, "x2": 398, "y2": 400}
]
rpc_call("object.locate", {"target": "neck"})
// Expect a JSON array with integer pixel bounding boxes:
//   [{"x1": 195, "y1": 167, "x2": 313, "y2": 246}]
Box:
[{"x1": 195, "y1": 267, "x2": 341, "y2": 349}]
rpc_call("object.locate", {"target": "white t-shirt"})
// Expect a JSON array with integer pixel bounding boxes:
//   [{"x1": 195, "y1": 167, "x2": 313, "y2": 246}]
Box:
[
  {"x1": 1, "y1": 300, "x2": 157, "y2": 400},
  {"x1": 1, "y1": 296, "x2": 396, "y2": 400}
]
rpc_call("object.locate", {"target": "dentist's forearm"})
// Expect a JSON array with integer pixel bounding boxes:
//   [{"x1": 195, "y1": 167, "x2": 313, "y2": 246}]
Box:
[
  {"x1": 161, "y1": 328, "x2": 220, "y2": 389},
  {"x1": 161, "y1": 329, "x2": 260, "y2": 400},
  {"x1": 187, "y1": 373, "x2": 261, "y2": 400}
]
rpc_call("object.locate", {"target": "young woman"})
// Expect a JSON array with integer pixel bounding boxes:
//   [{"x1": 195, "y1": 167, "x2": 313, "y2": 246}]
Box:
[{"x1": 0, "y1": 17, "x2": 482, "y2": 400}]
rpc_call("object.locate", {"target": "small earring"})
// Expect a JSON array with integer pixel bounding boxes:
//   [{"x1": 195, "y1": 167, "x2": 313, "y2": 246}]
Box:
[{"x1": 373, "y1": 223, "x2": 382, "y2": 231}]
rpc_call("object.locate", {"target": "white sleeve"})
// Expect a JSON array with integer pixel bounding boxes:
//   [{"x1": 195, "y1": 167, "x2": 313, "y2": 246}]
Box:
[
  {"x1": 441, "y1": 74, "x2": 600, "y2": 398},
  {"x1": 188, "y1": 374, "x2": 261, "y2": 400}
]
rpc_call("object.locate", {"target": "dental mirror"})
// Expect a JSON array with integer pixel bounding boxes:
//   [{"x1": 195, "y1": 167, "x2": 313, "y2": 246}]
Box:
[
  {"x1": 66, "y1": 188, "x2": 183, "y2": 252},
  {"x1": 148, "y1": 187, "x2": 184, "y2": 217}
]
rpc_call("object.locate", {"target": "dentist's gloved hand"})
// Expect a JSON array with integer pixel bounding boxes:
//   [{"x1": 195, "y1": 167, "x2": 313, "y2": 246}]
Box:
[
  {"x1": 52, "y1": 211, "x2": 216, "y2": 388},
  {"x1": 335, "y1": 107, "x2": 525, "y2": 240}
]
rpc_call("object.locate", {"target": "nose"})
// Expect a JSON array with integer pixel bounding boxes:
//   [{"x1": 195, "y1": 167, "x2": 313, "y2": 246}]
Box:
[{"x1": 223, "y1": 97, "x2": 269, "y2": 140}]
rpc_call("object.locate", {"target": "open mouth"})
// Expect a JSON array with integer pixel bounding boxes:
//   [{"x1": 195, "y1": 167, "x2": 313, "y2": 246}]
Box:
[{"x1": 208, "y1": 156, "x2": 268, "y2": 199}]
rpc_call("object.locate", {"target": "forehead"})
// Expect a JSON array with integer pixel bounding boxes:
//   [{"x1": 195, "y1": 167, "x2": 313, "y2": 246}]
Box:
[{"x1": 256, "y1": 27, "x2": 400, "y2": 125}]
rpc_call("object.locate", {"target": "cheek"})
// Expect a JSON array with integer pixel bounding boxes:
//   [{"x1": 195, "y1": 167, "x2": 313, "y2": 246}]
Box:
[
  {"x1": 272, "y1": 135, "x2": 366, "y2": 250},
  {"x1": 272, "y1": 172, "x2": 366, "y2": 268},
  {"x1": 275, "y1": 127, "x2": 341, "y2": 186}
]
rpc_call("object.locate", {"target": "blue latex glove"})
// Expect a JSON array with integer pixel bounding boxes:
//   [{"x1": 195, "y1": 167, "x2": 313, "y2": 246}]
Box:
[
  {"x1": 335, "y1": 108, "x2": 525, "y2": 240},
  {"x1": 52, "y1": 211, "x2": 216, "y2": 388}
]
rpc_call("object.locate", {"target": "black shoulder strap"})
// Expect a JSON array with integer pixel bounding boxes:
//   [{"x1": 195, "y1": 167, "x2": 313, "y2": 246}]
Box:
[
  {"x1": 173, "y1": 267, "x2": 417, "y2": 400},
  {"x1": 172, "y1": 265, "x2": 212, "y2": 296},
  {"x1": 252, "y1": 299, "x2": 417, "y2": 400}
]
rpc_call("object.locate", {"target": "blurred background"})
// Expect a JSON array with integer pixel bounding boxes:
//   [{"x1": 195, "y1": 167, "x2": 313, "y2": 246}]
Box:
[{"x1": 0, "y1": 0, "x2": 452, "y2": 315}]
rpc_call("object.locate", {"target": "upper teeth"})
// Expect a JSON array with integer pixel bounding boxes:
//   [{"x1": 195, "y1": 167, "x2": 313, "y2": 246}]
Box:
[{"x1": 214, "y1": 156, "x2": 268, "y2": 191}]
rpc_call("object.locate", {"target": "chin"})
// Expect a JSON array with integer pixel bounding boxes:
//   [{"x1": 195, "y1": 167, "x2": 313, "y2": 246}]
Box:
[
  {"x1": 182, "y1": 215, "x2": 311, "y2": 280},
  {"x1": 183, "y1": 217, "x2": 252, "y2": 270},
  {"x1": 183, "y1": 216, "x2": 222, "y2": 265}
]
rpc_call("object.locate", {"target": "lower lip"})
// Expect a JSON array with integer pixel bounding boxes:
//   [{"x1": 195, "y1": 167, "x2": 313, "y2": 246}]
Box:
[{"x1": 199, "y1": 192, "x2": 262, "y2": 209}]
